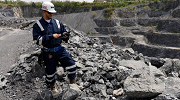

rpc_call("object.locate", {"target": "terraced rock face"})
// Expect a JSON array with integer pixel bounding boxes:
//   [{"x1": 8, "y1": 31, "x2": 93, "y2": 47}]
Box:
[{"x1": 92, "y1": 0, "x2": 180, "y2": 59}]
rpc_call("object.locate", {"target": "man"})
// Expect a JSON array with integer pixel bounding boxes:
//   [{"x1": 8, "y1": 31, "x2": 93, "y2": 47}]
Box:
[{"x1": 32, "y1": 2, "x2": 77, "y2": 98}]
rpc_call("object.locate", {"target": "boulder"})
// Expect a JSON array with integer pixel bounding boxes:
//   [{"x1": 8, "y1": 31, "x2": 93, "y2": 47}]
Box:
[
  {"x1": 62, "y1": 89, "x2": 79, "y2": 100},
  {"x1": 36, "y1": 89, "x2": 52, "y2": 100},
  {"x1": 154, "y1": 77, "x2": 180, "y2": 100},
  {"x1": 0, "y1": 75, "x2": 7, "y2": 90},
  {"x1": 123, "y1": 60, "x2": 165, "y2": 98}
]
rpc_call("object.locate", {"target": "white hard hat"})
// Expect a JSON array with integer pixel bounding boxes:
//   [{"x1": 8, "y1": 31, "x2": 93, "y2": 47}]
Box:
[{"x1": 41, "y1": 2, "x2": 56, "y2": 13}]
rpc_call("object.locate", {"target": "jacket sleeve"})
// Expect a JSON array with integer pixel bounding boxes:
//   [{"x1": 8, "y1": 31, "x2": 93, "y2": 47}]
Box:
[
  {"x1": 60, "y1": 22, "x2": 69, "y2": 42},
  {"x1": 33, "y1": 23, "x2": 53, "y2": 45}
]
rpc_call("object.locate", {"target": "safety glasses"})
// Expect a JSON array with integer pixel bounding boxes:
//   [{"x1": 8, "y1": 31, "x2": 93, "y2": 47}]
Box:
[{"x1": 46, "y1": 11, "x2": 53, "y2": 14}]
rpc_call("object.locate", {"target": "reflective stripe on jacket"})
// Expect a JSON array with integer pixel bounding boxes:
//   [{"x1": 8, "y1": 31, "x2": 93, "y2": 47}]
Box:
[{"x1": 33, "y1": 17, "x2": 68, "y2": 48}]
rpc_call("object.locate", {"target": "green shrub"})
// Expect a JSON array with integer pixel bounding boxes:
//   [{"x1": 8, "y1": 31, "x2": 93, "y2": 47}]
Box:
[
  {"x1": 151, "y1": 6, "x2": 156, "y2": 11},
  {"x1": 143, "y1": 6, "x2": 151, "y2": 11},
  {"x1": 142, "y1": 0, "x2": 146, "y2": 3},
  {"x1": 7, "y1": 3, "x2": 13, "y2": 7},
  {"x1": 128, "y1": 6, "x2": 135, "y2": 11},
  {"x1": 161, "y1": 0, "x2": 167, "y2": 2},
  {"x1": 16, "y1": 1, "x2": 28, "y2": 6},
  {"x1": 137, "y1": 14, "x2": 140, "y2": 18},
  {"x1": 154, "y1": 0, "x2": 160, "y2": 3},
  {"x1": 92, "y1": 11, "x2": 97, "y2": 18},
  {"x1": 87, "y1": 30, "x2": 90, "y2": 34},
  {"x1": 174, "y1": 30, "x2": 180, "y2": 33},
  {"x1": 92, "y1": 31, "x2": 98, "y2": 34},
  {"x1": 155, "y1": 23, "x2": 158, "y2": 29},
  {"x1": 103, "y1": 7, "x2": 115, "y2": 18}
]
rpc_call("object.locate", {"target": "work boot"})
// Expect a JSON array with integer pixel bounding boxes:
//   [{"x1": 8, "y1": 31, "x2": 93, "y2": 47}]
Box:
[
  {"x1": 69, "y1": 78, "x2": 76, "y2": 84},
  {"x1": 69, "y1": 78, "x2": 84, "y2": 90},
  {"x1": 49, "y1": 83, "x2": 60, "y2": 98},
  {"x1": 70, "y1": 83, "x2": 84, "y2": 91}
]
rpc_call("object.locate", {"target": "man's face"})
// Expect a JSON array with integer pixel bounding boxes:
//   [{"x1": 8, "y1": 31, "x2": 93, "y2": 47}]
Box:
[{"x1": 43, "y1": 11, "x2": 53, "y2": 20}]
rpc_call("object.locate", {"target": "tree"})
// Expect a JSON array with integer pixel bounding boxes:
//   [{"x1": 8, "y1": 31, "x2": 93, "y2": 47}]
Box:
[
  {"x1": 93, "y1": 0, "x2": 97, "y2": 2},
  {"x1": 32, "y1": 2, "x2": 36, "y2": 7},
  {"x1": 4, "y1": 0, "x2": 9, "y2": 4}
]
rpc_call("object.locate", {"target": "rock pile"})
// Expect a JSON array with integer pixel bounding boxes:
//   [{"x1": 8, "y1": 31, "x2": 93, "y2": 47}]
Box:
[
  {"x1": 0, "y1": 24, "x2": 180, "y2": 100},
  {"x1": 0, "y1": 17, "x2": 27, "y2": 29}
]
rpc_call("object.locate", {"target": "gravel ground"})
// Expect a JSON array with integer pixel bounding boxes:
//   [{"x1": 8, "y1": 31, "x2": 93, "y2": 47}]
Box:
[
  {"x1": 0, "y1": 27, "x2": 34, "y2": 100},
  {"x1": 0, "y1": 28, "x2": 33, "y2": 74}
]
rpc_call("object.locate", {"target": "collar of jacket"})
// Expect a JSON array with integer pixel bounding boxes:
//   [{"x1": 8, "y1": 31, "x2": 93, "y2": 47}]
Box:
[{"x1": 40, "y1": 17, "x2": 54, "y2": 25}]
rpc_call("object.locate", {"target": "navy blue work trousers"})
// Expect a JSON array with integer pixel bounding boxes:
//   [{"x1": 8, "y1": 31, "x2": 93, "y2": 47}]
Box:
[{"x1": 43, "y1": 47, "x2": 76, "y2": 85}]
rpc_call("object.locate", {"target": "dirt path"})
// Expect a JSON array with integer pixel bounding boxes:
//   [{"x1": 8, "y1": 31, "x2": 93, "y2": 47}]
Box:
[
  {"x1": 0, "y1": 28, "x2": 32, "y2": 74},
  {"x1": 0, "y1": 28, "x2": 33, "y2": 99}
]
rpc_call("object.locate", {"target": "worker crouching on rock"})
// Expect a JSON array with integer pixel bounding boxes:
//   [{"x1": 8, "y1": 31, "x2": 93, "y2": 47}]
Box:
[{"x1": 32, "y1": 1, "x2": 77, "y2": 98}]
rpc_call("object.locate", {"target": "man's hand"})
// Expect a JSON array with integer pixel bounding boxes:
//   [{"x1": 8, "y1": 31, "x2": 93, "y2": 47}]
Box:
[
  {"x1": 53, "y1": 32, "x2": 69, "y2": 39},
  {"x1": 53, "y1": 33, "x2": 60, "y2": 39},
  {"x1": 61, "y1": 34, "x2": 68, "y2": 39}
]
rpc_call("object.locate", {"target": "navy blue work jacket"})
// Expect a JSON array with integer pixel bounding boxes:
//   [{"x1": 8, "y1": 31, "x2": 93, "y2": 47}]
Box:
[{"x1": 33, "y1": 17, "x2": 68, "y2": 48}]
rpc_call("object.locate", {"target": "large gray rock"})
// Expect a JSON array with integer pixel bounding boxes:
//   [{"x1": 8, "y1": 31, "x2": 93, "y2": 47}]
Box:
[
  {"x1": 36, "y1": 89, "x2": 52, "y2": 100},
  {"x1": 31, "y1": 58, "x2": 45, "y2": 78},
  {"x1": 116, "y1": 66, "x2": 132, "y2": 82},
  {"x1": 154, "y1": 77, "x2": 180, "y2": 100},
  {"x1": 70, "y1": 35, "x2": 81, "y2": 47},
  {"x1": 159, "y1": 58, "x2": 180, "y2": 77},
  {"x1": 90, "y1": 84, "x2": 106, "y2": 94},
  {"x1": 57, "y1": 67, "x2": 65, "y2": 80},
  {"x1": 172, "y1": 59, "x2": 180, "y2": 77},
  {"x1": 62, "y1": 89, "x2": 79, "y2": 100},
  {"x1": 158, "y1": 58, "x2": 173, "y2": 77},
  {"x1": 0, "y1": 75, "x2": 7, "y2": 90},
  {"x1": 144, "y1": 57, "x2": 165, "y2": 68},
  {"x1": 119, "y1": 60, "x2": 147, "y2": 70},
  {"x1": 122, "y1": 60, "x2": 165, "y2": 98}
]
